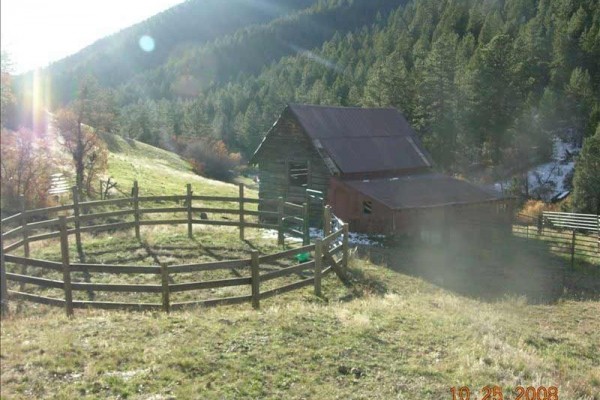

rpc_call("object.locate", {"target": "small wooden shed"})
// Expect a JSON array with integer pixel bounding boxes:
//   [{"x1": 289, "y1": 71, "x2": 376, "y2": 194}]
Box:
[{"x1": 250, "y1": 104, "x2": 512, "y2": 235}]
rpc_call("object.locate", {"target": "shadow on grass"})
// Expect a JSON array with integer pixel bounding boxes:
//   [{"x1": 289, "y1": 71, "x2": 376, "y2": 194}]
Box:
[
  {"x1": 336, "y1": 266, "x2": 390, "y2": 302},
  {"x1": 359, "y1": 231, "x2": 599, "y2": 304},
  {"x1": 98, "y1": 131, "x2": 122, "y2": 153},
  {"x1": 85, "y1": 249, "x2": 151, "y2": 266}
]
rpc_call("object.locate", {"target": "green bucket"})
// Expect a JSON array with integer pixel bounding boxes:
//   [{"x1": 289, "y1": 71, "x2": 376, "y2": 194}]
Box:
[{"x1": 295, "y1": 252, "x2": 311, "y2": 262}]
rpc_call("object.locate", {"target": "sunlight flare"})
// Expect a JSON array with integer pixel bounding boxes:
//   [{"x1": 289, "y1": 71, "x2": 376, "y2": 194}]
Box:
[{"x1": 139, "y1": 35, "x2": 155, "y2": 52}]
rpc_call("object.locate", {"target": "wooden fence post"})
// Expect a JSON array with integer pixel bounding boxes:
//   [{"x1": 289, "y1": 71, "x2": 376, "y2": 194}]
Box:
[
  {"x1": 19, "y1": 195, "x2": 29, "y2": 258},
  {"x1": 537, "y1": 214, "x2": 543, "y2": 235},
  {"x1": 251, "y1": 250, "x2": 260, "y2": 309},
  {"x1": 342, "y1": 223, "x2": 349, "y2": 269},
  {"x1": 1, "y1": 235, "x2": 9, "y2": 317},
  {"x1": 323, "y1": 205, "x2": 332, "y2": 235},
  {"x1": 72, "y1": 186, "x2": 94, "y2": 300},
  {"x1": 302, "y1": 203, "x2": 310, "y2": 245},
  {"x1": 160, "y1": 264, "x2": 170, "y2": 313},
  {"x1": 305, "y1": 190, "x2": 311, "y2": 226},
  {"x1": 59, "y1": 216, "x2": 74, "y2": 317},
  {"x1": 19, "y1": 196, "x2": 29, "y2": 290},
  {"x1": 277, "y1": 197, "x2": 284, "y2": 246},
  {"x1": 187, "y1": 184, "x2": 193, "y2": 238},
  {"x1": 571, "y1": 230, "x2": 576, "y2": 268},
  {"x1": 239, "y1": 184, "x2": 245, "y2": 241},
  {"x1": 314, "y1": 239, "x2": 322, "y2": 297},
  {"x1": 71, "y1": 186, "x2": 85, "y2": 262},
  {"x1": 133, "y1": 181, "x2": 140, "y2": 240}
]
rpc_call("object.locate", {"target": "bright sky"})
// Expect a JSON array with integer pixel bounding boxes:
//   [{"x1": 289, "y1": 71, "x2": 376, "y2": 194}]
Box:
[{"x1": 1, "y1": 0, "x2": 186, "y2": 74}]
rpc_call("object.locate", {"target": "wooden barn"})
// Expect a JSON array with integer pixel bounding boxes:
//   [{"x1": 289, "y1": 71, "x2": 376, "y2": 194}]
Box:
[{"x1": 250, "y1": 104, "x2": 512, "y2": 235}]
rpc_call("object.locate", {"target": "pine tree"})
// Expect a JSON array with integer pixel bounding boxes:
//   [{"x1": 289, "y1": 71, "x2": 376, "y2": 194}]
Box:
[
  {"x1": 466, "y1": 34, "x2": 522, "y2": 164},
  {"x1": 564, "y1": 67, "x2": 594, "y2": 144},
  {"x1": 416, "y1": 33, "x2": 459, "y2": 167},
  {"x1": 572, "y1": 127, "x2": 600, "y2": 214}
]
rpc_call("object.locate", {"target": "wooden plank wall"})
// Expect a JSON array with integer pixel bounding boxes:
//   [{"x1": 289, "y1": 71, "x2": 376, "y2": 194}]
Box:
[{"x1": 255, "y1": 115, "x2": 330, "y2": 225}]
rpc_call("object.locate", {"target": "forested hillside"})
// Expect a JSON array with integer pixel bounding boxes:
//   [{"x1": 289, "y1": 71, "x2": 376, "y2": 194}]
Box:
[
  {"x1": 118, "y1": 0, "x2": 599, "y2": 173},
  {"x1": 8, "y1": 0, "x2": 600, "y2": 191}
]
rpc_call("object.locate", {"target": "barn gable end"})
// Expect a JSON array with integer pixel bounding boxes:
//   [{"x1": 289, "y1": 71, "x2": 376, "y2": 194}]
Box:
[{"x1": 251, "y1": 107, "x2": 331, "y2": 212}]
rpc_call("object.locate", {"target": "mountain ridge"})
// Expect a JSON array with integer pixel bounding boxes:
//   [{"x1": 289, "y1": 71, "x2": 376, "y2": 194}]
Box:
[{"x1": 15, "y1": 0, "x2": 318, "y2": 106}]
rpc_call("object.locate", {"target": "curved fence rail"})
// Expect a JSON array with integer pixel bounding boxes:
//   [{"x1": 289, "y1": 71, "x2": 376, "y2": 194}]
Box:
[{"x1": 0, "y1": 182, "x2": 350, "y2": 317}]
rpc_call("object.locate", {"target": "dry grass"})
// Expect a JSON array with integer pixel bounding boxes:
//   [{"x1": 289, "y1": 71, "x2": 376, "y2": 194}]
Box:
[
  {"x1": 4, "y1": 225, "x2": 314, "y2": 306},
  {"x1": 3, "y1": 223, "x2": 600, "y2": 399},
  {"x1": 520, "y1": 200, "x2": 561, "y2": 217},
  {"x1": 2, "y1": 239, "x2": 599, "y2": 399}
]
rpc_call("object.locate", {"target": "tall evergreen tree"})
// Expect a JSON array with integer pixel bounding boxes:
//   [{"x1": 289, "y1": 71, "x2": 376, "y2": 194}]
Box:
[{"x1": 572, "y1": 127, "x2": 600, "y2": 214}]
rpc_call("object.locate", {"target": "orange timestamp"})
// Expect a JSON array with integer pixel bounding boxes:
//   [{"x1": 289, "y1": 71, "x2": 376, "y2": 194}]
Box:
[{"x1": 450, "y1": 386, "x2": 559, "y2": 400}]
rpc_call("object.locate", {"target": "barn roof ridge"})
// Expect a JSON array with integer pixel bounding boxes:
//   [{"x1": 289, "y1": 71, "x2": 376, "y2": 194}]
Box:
[
  {"x1": 287, "y1": 103, "x2": 419, "y2": 139},
  {"x1": 288, "y1": 103, "x2": 397, "y2": 111}
]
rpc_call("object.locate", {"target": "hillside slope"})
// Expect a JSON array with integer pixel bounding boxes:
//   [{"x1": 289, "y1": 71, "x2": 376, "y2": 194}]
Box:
[
  {"x1": 1, "y1": 134, "x2": 599, "y2": 399},
  {"x1": 120, "y1": 0, "x2": 406, "y2": 101},
  {"x1": 10, "y1": 0, "x2": 598, "y2": 177},
  {"x1": 1, "y1": 259, "x2": 598, "y2": 399},
  {"x1": 101, "y1": 132, "x2": 251, "y2": 198},
  {"x1": 15, "y1": 0, "x2": 316, "y2": 106}
]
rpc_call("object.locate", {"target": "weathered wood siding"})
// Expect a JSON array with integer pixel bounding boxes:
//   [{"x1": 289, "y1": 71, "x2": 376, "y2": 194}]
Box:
[
  {"x1": 329, "y1": 178, "x2": 514, "y2": 235},
  {"x1": 255, "y1": 111, "x2": 331, "y2": 223},
  {"x1": 328, "y1": 178, "x2": 394, "y2": 233}
]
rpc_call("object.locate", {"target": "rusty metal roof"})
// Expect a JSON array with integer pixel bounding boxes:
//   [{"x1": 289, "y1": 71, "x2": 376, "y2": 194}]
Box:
[
  {"x1": 316, "y1": 136, "x2": 429, "y2": 174},
  {"x1": 344, "y1": 173, "x2": 505, "y2": 210},
  {"x1": 251, "y1": 104, "x2": 433, "y2": 174},
  {"x1": 288, "y1": 104, "x2": 433, "y2": 174}
]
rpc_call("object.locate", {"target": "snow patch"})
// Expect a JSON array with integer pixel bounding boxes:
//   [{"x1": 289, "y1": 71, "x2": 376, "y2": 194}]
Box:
[
  {"x1": 260, "y1": 227, "x2": 383, "y2": 247},
  {"x1": 495, "y1": 137, "x2": 580, "y2": 201}
]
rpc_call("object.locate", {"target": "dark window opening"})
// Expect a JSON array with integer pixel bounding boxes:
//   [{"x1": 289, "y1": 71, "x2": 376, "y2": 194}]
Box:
[
  {"x1": 363, "y1": 200, "x2": 372, "y2": 214},
  {"x1": 289, "y1": 162, "x2": 308, "y2": 187}
]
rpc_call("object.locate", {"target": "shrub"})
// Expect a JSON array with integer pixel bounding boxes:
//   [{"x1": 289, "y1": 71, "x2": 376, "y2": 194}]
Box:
[
  {"x1": 0, "y1": 128, "x2": 52, "y2": 211},
  {"x1": 184, "y1": 139, "x2": 241, "y2": 181}
]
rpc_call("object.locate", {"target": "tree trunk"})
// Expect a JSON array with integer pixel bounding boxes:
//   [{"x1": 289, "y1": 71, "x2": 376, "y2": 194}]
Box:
[{"x1": 75, "y1": 122, "x2": 85, "y2": 197}]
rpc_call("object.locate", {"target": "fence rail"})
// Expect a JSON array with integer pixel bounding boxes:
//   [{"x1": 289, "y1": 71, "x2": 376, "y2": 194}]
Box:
[
  {"x1": 0, "y1": 183, "x2": 350, "y2": 317},
  {"x1": 514, "y1": 211, "x2": 599, "y2": 266},
  {"x1": 543, "y1": 211, "x2": 599, "y2": 232}
]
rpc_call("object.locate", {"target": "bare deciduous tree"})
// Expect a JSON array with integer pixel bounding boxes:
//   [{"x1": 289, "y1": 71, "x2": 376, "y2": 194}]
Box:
[{"x1": 54, "y1": 78, "x2": 113, "y2": 198}]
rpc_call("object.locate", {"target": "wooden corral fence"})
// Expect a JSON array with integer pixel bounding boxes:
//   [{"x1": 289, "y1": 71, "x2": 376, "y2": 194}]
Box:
[
  {"x1": 513, "y1": 211, "x2": 599, "y2": 266},
  {"x1": 0, "y1": 183, "x2": 350, "y2": 317}
]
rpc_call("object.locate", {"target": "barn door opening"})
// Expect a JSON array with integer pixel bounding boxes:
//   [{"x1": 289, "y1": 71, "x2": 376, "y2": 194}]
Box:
[{"x1": 288, "y1": 161, "x2": 309, "y2": 187}]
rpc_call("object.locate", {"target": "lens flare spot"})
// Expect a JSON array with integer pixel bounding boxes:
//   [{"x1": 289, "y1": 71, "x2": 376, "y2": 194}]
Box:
[{"x1": 139, "y1": 35, "x2": 155, "y2": 52}]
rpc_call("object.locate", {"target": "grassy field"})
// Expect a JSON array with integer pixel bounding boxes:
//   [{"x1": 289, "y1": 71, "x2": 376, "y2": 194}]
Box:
[
  {"x1": 2, "y1": 252, "x2": 599, "y2": 399},
  {"x1": 14, "y1": 225, "x2": 323, "y2": 305},
  {"x1": 1, "y1": 136, "x2": 599, "y2": 399}
]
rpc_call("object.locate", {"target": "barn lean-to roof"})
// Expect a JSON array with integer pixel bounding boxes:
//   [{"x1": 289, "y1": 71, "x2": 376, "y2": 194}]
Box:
[
  {"x1": 343, "y1": 173, "x2": 505, "y2": 210},
  {"x1": 251, "y1": 104, "x2": 433, "y2": 175}
]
